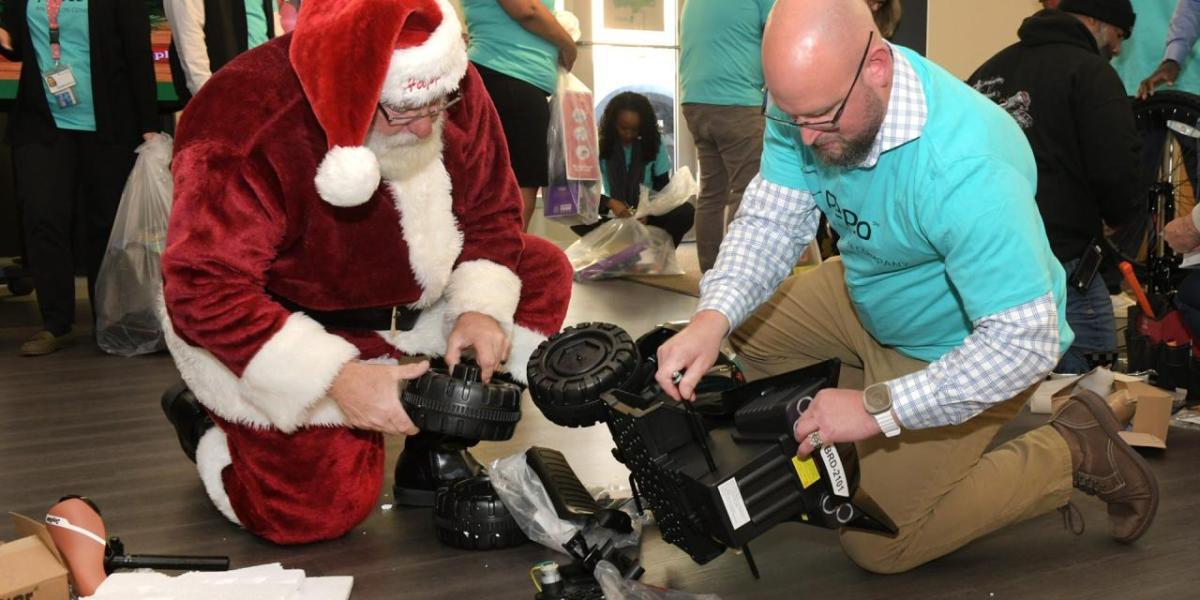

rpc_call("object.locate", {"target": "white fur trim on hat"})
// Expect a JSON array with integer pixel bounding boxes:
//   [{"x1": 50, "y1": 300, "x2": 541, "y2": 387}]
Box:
[
  {"x1": 315, "y1": 145, "x2": 382, "y2": 207},
  {"x1": 381, "y1": 0, "x2": 469, "y2": 108}
]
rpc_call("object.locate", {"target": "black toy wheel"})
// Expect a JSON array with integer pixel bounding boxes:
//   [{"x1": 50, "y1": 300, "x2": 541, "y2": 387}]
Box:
[
  {"x1": 527, "y1": 322, "x2": 639, "y2": 427},
  {"x1": 433, "y1": 475, "x2": 526, "y2": 551},
  {"x1": 402, "y1": 362, "x2": 522, "y2": 441}
]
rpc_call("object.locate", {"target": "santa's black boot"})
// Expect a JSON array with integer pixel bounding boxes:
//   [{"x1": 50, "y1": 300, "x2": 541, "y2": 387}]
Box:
[
  {"x1": 160, "y1": 381, "x2": 214, "y2": 463},
  {"x1": 392, "y1": 432, "x2": 484, "y2": 507}
]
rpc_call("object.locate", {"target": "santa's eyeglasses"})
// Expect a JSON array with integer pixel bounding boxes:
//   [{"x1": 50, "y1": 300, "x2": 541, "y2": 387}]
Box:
[{"x1": 377, "y1": 92, "x2": 462, "y2": 126}]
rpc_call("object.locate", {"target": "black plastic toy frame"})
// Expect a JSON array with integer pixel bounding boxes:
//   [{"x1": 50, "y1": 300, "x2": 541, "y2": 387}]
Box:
[{"x1": 528, "y1": 323, "x2": 896, "y2": 577}]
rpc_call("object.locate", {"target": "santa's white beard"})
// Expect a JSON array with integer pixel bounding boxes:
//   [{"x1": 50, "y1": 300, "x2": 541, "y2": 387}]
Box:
[{"x1": 366, "y1": 119, "x2": 446, "y2": 181}]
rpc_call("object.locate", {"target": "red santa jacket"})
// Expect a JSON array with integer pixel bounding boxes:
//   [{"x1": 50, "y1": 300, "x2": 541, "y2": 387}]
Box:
[{"x1": 162, "y1": 35, "x2": 527, "y2": 433}]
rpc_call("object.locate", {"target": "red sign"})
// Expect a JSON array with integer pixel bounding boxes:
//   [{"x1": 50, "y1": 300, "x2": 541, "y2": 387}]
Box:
[{"x1": 560, "y1": 88, "x2": 601, "y2": 180}]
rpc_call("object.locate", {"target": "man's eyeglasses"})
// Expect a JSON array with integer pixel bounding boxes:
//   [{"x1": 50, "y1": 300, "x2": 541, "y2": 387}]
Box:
[
  {"x1": 377, "y1": 93, "x2": 462, "y2": 126},
  {"x1": 762, "y1": 31, "x2": 875, "y2": 132}
]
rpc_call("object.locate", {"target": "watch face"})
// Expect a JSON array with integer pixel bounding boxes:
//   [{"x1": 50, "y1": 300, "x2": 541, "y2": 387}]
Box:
[{"x1": 865, "y1": 384, "x2": 891, "y2": 414}]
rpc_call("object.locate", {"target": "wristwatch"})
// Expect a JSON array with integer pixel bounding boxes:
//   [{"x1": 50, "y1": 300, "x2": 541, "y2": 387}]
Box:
[{"x1": 864, "y1": 382, "x2": 901, "y2": 438}]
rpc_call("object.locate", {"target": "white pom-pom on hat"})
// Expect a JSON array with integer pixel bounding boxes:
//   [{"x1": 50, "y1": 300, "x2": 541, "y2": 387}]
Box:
[{"x1": 314, "y1": 146, "x2": 382, "y2": 208}]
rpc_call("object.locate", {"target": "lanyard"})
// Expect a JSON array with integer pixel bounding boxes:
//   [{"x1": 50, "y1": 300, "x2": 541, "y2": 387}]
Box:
[{"x1": 47, "y1": 0, "x2": 64, "y2": 63}]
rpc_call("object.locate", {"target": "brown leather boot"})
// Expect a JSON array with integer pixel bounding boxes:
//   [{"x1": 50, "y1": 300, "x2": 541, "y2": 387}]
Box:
[{"x1": 1050, "y1": 390, "x2": 1159, "y2": 543}]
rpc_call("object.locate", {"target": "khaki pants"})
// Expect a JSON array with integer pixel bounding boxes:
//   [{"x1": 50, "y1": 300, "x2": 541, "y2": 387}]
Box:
[
  {"x1": 681, "y1": 103, "x2": 765, "y2": 272},
  {"x1": 730, "y1": 258, "x2": 1075, "y2": 573}
]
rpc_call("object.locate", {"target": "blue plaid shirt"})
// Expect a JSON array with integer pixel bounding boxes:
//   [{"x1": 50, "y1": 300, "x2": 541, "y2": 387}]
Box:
[{"x1": 699, "y1": 48, "x2": 1061, "y2": 430}]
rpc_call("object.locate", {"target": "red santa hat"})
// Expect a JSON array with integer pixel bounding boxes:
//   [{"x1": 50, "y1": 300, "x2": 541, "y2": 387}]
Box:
[{"x1": 289, "y1": 0, "x2": 468, "y2": 207}]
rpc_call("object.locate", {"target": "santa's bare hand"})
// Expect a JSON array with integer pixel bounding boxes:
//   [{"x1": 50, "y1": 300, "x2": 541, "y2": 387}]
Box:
[
  {"x1": 329, "y1": 360, "x2": 429, "y2": 435},
  {"x1": 446, "y1": 311, "x2": 511, "y2": 382}
]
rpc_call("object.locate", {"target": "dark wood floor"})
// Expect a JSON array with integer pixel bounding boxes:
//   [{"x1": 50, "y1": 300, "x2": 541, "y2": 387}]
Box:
[{"x1": 2, "y1": 281, "x2": 1199, "y2": 599}]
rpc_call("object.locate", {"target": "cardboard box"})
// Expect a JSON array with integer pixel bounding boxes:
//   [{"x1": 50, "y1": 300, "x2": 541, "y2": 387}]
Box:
[
  {"x1": 0, "y1": 514, "x2": 69, "y2": 600},
  {"x1": 1045, "y1": 370, "x2": 1174, "y2": 449},
  {"x1": 1113, "y1": 380, "x2": 1173, "y2": 449}
]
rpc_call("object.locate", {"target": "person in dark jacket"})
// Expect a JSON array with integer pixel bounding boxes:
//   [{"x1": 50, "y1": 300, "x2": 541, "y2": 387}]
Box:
[
  {"x1": 968, "y1": 0, "x2": 1140, "y2": 373},
  {"x1": 570, "y1": 91, "x2": 695, "y2": 247},
  {"x1": 1, "y1": 0, "x2": 160, "y2": 356}
]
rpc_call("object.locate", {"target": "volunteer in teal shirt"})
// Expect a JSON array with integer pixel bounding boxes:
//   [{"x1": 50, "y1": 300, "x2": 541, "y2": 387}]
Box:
[
  {"x1": 462, "y1": 0, "x2": 577, "y2": 230},
  {"x1": 28, "y1": 0, "x2": 95, "y2": 131},
  {"x1": 680, "y1": 0, "x2": 776, "y2": 106},
  {"x1": 679, "y1": 0, "x2": 776, "y2": 272},
  {"x1": 758, "y1": 45, "x2": 1073, "y2": 364},
  {"x1": 658, "y1": 2, "x2": 1157, "y2": 573},
  {"x1": 465, "y1": 0, "x2": 559, "y2": 95},
  {"x1": 572, "y1": 91, "x2": 694, "y2": 247},
  {"x1": 244, "y1": 0, "x2": 269, "y2": 48},
  {"x1": 3, "y1": 0, "x2": 159, "y2": 356}
]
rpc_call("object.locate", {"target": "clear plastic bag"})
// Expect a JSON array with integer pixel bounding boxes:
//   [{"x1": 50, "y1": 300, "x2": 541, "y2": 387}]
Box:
[
  {"x1": 639, "y1": 166, "x2": 698, "y2": 218},
  {"x1": 565, "y1": 217, "x2": 683, "y2": 281},
  {"x1": 544, "y1": 68, "x2": 602, "y2": 225},
  {"x1": 94, "y1": 134, "x2": 174, "y2": 357},
  {"x1": 594, "y1": 561, "x2": 722, "y2": 600},
  {"x1": 489, "y1": 451, "x2": 644, "y2": 555}
]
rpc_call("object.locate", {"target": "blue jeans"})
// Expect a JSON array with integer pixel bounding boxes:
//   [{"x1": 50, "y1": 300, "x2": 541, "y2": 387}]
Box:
[{"x1": 1055, "y1": 258, "x2": 1117, "y2": 374}]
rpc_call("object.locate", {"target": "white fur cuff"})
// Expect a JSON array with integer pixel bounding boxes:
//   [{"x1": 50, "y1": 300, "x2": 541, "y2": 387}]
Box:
[
  {"x1": 443, "y1": 259, "x2": 522, "y2": 328},
  {"x1": 239, "y1": 313, "x2": 360, "y2": 433}
]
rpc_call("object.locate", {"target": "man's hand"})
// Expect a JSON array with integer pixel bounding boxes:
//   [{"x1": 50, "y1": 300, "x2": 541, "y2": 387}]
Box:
[
  {"x1": 446, "y1": 311, "x2": 511, "y2": 382},
  {"x1": 1165, "y1": 213, "x2": 1200, "y2": 254},
  {"x1": 1138, "y1": 60, "x2": 1181, "y2": 99},
  {"x1": 329, "y1": 360, "x2": 429, "y2": 435},
  {"x1": 655, "y1": 310, "x2": 730, "y2": 401},
  {"x1": 0, "y1": 27, "x2": 12, "y2": 52},
  {"x1": 792, "y1": 388, "x2": 883, "y2": 458}
]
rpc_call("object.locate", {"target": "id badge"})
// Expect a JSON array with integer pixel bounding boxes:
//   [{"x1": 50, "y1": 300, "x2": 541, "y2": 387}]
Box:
[{"x1": 44, "y1": 64, "x2": 79, "y2": 108}]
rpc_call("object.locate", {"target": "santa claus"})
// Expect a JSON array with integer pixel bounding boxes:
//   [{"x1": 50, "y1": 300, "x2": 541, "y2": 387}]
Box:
[{"x1": 159, "y1": 0, "x2": 572, "y2": 544}]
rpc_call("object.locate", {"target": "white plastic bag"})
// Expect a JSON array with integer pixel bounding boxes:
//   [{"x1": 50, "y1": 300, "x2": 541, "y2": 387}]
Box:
[
  {"x1": 544, "y1": 68, "x2": 602, "y2": 225},
  {"x1": 94, "y1": 134, "x2": 173, "y2": 357},
  {"x1": 565, "y1": 218, "x2": 683, "y2": 281},
  {"x1": 594, "y1": 561, "x2": 722, "y2": 600},
  {"x1": 639, "y1": 166, "x2": 698, "y2": 218},
  {"x1": 489, "y1": 451, "x2": 643, "y2": 555}
]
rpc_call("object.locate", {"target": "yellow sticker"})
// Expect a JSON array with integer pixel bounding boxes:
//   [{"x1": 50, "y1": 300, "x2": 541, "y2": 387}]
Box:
[
  {"x1": 792, "y1": 456, "x2": 820, "y2": 488},
  {"x1": 800, "y1": 513, "x2": 809, "y2": 522}
]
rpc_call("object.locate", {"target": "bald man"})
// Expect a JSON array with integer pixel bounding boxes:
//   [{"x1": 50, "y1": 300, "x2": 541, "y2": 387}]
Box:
[{"x1": 656, "y1": 0, "x2": 1157, "y2": 574}]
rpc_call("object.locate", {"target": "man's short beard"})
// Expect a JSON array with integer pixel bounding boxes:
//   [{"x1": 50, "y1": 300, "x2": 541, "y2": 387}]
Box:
[
  {"x1": 365, "y1": 119, "x2": 444, "y2": 180},
  {"x1": 811, "y1": 91, "x2": 885, "y2": 168}
]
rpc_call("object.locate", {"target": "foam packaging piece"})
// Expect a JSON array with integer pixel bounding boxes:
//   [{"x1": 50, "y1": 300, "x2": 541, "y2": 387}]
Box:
[{"x1": 83, "y1": 563, "x2": 352, "y2": 600}]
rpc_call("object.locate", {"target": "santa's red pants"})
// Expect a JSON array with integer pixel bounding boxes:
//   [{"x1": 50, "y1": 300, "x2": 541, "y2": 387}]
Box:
[{"x1": 197, "y1": 235, "x2": 571, "y2": 544}]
